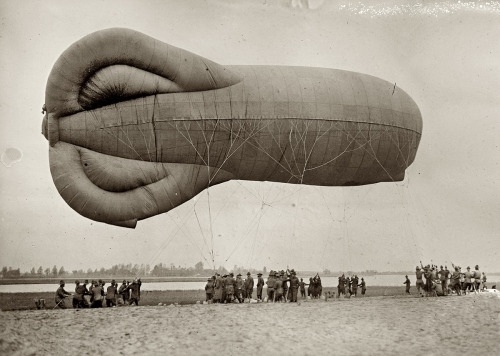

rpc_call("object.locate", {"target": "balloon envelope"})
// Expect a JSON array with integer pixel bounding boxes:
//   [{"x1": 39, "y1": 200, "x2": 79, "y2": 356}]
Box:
[{"x1": 43, "y1": 28, "x2": 422, "y2": 228}]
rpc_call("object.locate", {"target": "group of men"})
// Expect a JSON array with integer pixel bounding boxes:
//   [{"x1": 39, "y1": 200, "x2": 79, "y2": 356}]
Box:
[
  {"x1": 337, "y1": 274, "x2": 366, "y2": 298},
  {"x1": 204, "y1": 269, "x2": 310, "y2": 303},
  {"x1": 405, "y1": 262, "x2": 487, "y2": 297},
  {"x1": 55, "y1": 279, "x2": 142, "y2": 308}
]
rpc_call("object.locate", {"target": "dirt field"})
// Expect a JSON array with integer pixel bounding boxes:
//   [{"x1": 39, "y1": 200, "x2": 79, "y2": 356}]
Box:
[{"x1": 1, "y1": 292, "x2": 498, "y2": 355}]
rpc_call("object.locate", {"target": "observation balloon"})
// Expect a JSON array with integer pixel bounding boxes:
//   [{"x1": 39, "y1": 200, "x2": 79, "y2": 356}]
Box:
[{"x1": 42, "y1": 28, "x2": 422, "y2": 228}]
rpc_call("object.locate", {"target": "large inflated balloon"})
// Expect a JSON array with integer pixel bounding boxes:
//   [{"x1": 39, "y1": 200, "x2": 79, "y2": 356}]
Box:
[{"x1": 43, "y1": 28, "x2": 422, "y2": 228}]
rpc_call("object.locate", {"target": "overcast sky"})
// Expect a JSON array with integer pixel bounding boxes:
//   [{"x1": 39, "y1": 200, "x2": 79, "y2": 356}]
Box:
[{"x1": 1, "y1": 0, "x2": 499, "y2": 274}]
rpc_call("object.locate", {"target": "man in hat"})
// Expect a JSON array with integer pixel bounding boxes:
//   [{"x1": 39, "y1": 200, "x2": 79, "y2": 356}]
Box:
[
  {"x1": 415, "y1": 266, "x2": 424, "y2": 296},
  {"x1": 256, "y1": 273, "x2": 264, "y2": 301},
  {"x1": 464, "y1": 266, "x2": 473, "y2": 294},
  {"x1": 438, "y1": 266, "x2": 448, "y2": 296},
  {"x1": 244, "y1": 272, "x2": 254, "y2": 300},
  {"x1": 351, "y1": 275, "x2": 359, "y2": 297},
  {"x1": 214, "y1": 274, "x2": 222, "y2": 303},
  {"x1": 74, "y1": 280, "x2": 89, "y2": 308},
  {"x1": 205, "y1": 278, "x2": 214, "y2": 302},
  {"x1": 91, "y1": 280, "x2": 104, "y2": 308},
  {"x1": 274, "y1": 272, "x2": 284, "y2": 302},
  {"x1": 128, "y1": 279, "x2": 142, "y2": 306},
  {"x1": 235, "y1": 274, "x2": 244, "y2": 303},
  {"x1": 359, "y1": 277, "x2": 366, "y2": 296},
  {"x1": 106, "y1": 280, "x2": 118, "y2": 307},
  {"x1": 450, "y1": 266, "x2": 462, "y2": 295},
  {"x1": 404, "y1": 275, "x2": 411, "y2": 295},
  {"x1": 119, "y1": 280, "x2": 130, "y2": 305},
  {"x1": 299, "y1": 278, "x2": 308, "y2": 298},
  {"x1": 473, "y1": 265, "x2": 482, "y2": 292},
  {"x1": 289, "y1": 271, "x2": 300, "y2": 302},
  {"x1": 266, "y1": 271, "x2": 275, "y2": 302},
  {"x1": 225, "y1": 273, "x2": 235, "y2": 303},
  {"x1": 55, "y1": 280, "x2": 72, "y2": 309},
  {"x1": 281, "y1": 270, "x2": 289, "y2": 302}
]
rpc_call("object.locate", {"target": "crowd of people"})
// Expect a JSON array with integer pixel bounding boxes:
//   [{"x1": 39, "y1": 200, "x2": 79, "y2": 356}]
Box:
[
  {"x1": 55, "y1": 279, "x2": 142, "y2": 309},
  {"x1": 203, "y1": 269, "x2": 368, "y2": 304},
  {"x1": 404, "y1": 262, "x2": 489, "y2": 297}
]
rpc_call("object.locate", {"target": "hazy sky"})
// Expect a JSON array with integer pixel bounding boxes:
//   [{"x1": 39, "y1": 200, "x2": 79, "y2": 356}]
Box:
[{"x1": 1, "y1": 0, "x2": 499, "y2": 274}]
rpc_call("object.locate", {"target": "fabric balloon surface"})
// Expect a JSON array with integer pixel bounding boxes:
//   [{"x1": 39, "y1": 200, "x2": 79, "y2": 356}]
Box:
[{"x1": 42, "y1": 28, "x2": 422, "y2": 228}]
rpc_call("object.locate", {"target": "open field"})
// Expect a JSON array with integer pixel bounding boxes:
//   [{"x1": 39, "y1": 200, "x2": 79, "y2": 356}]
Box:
[
  {"x1": 1, "y1": 286, "x2": 411, "y2": 311},
  {"x1": 0, "y1": 292, "x2": 498, "y2": 355}
]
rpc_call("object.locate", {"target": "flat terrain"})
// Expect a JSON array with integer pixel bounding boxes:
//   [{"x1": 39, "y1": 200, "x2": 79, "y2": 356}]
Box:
[{"x1": 0, "y1": 293, "x2": 498, "y2": 355}]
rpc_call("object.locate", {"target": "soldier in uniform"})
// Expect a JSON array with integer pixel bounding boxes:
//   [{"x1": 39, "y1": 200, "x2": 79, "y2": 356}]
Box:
[
  {"x1": 119, "y1": 280, "x2": 130, "y2": 305},
  {"x1": 464, "y1": 266, "x2": 473, "y2": 294},
  {"x1": 415, "y1": 266, "x2": 424, "y2": 296},
  {"x1": 450, "y1": 266, "x2": 462, "y2": 295},
  {"x1": 106, "y1": 280, "x2": 118, "y2": 307},
  {"x1": 221, "y1": 275, "x2": 227, "y2": 303},
  {"x1": 91, "y1": 280, "x2": 104, "y2": 308},
  {"x1": 205, "y1": 278, "x2": 214, "y2": 302},
  {"x1": 359, "y1": 278, "x2": 366, "y2": 296},
  {"x1": 128, "y1": 279, "x2": 142, "y2": 306},
  {"x1": 225, "y1": 273, "x2": 235, "y2": 303},
  {"x1": 235, "y1": 274, "x2": 244, "y2": 303},
  {"x1": 299, "y1": 278, "x2": 308, "y2": 298},
  {"x1": 438, "y1": 266, "x2": 448, "y2": 296},
  {"x1": 256, "y1": 273, "x2": 264, "y2": 301},
  {"x1": 280, "y1": 270, "x2": 289, "y2": 302},
  {"x1": 245, "y1": 272, "x2": 254, "y2": 300},
  {"x1": 214, "y1": 274, "x2": 223, "y2": 303},
  {"x1": 274, "y1": 272, "x2": 284, "y2": 302},
  {"x1": 404, "y1": 275, "x2": 411, "y2": 294},
  {"x1": 289, "y1": 271, "x2": 300, "y2": 302},
  {"x1": 351, "y1": 275, "x2": 358, "y2": 297},
  {"x1": 55, "y1": 280, "x2": 72, "y2": 309},
  {"x1": 473, "y1": 265, "x2": 481, "y2": 292},
  {"x1": 266, "y1": 271, "x2": 275, "y2": 302}
]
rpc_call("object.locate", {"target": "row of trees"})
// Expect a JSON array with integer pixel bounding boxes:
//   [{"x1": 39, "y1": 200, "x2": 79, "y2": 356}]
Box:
[{"x1": 1, "y1": 262, "x2": 267, "y2": 279}]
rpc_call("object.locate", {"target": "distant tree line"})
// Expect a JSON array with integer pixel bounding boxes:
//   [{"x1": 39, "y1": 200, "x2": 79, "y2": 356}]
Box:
[{"x1": 1, "y1": 262, "x2": 268, "y2": 279}]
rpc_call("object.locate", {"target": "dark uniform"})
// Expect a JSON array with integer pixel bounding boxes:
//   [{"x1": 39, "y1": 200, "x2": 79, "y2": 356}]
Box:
[
  {"x1": 351, "y1": 276, "x2": 358, "y2": 297},
  {"x1": 91, "y1": 283, "x2": 104, "y2": 308},
  {"x1": 404, "y1": 276, "x2": 411, "y2": 294},
  {"x1": 205, "y1": 279, "x2": 214, "y2": 302},
  {"x1": 119, "y1": 281, "x2": 130, "y2": 304},
  {"x1": 225, "y1": 274, "x2": 235, "y2": 303},
  {"x1": 245, "y1": 272, "x2": 254, "y2": 299},
  {"x1": 289, "y1": 273, "x2": 300, "y2": 302},
  {"x1": 235, "y1": 274, "x2": 244, "y2": 303},
  {"x1": 214, "y1": 274, "x2": 223, "y2": 303},
  {"x1": 256, "y1": 273, "x2": 264, "y2": 300},
  {"x1": 299, "y1": 279, "x2": 307, "y2": 298},
  {"x1": 128, "y1": 279, "x2": 142, "y2": 306},
  {"x1": 106, "y1": 281, "x2": 118, "y2": 307},
  {"x1": 55, "y1": 281, "x2": 71, "y2": 309},
  {"x1": 266, "y1": 272, "x2": 275, "y2": 302}
]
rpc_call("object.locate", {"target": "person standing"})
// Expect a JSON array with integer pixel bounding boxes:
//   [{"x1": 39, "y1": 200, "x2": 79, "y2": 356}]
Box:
[
  {"x1": 235, "y1": 274, "x2": 244, "y2": 303},
  {"x1": 245, "y1": 272, "x2": 254, "y2": 300},
  {"x1": 351, "y1": 275, "x2": 358, "y2": 297},
  {"x1": 299, "y1": 278, "x2": 307, "y2": 298},
  {"x1": 128, "y1": 279, "x2": 142, "y2": 306},
  {"x1": 205, "y1": 278, "x2": 214, "y2": 302},
  {"x1": 481, "y1": 272, "x2": 487, "y2": 291},
  {"x1": 256, "y1": 273, "x2": 264, "y2": 301},
  {"x1": 289, "y1": 271, "x2": 300, "y2": 302},
  {"x1": 55, "y1": 280, "x2": 72, "y2": 309},
  {"x1": 106, "y1": 280, "x2": 118, "y2": 307},
  {"x1": 225, "y1": 273, "x2": 236, "y2": 303},
  {"x1": 439, "y1": 266, "x2": 449, "y2": 296},
  {"x1": 415, "y1": 266, "x2": 424, "y2": 296},
  {"x1": 359, "y1": 278, "x2": 366, "y2": 296},
  {"x1": 404, "y1": 275, "x2": 411, "y2": 295},
  {"x1": 119, "y1": 280, "x2": 130, "y2": 305},
  {"x1": 266, "y1": 271, "x2": 275, "y2": 302},
  {"x1": 473, "y1": 265, "x2": 482, "y2": 292},
  {"x1": 91, "y1": 281, "x2": 104, "y2": 308},
  {"x1": 450, "y1": 266, "x2": 462, "y2": 295},
  {"x1": 464, "y1": 267, "x2": 473, "y2": 294},
  {"x1": 214, "y1": 274, "x2": 223, "y2": 303}
]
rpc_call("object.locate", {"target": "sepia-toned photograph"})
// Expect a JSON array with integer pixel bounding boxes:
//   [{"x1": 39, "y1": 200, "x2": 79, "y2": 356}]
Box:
[{"x1": 1, "y1": 0, "x2": 499, "y2": 354}]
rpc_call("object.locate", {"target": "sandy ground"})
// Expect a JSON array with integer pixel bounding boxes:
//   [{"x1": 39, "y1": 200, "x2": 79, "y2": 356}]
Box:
[{"x1": 1, "y1": 294, "x2": 498, "y2": 355}]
